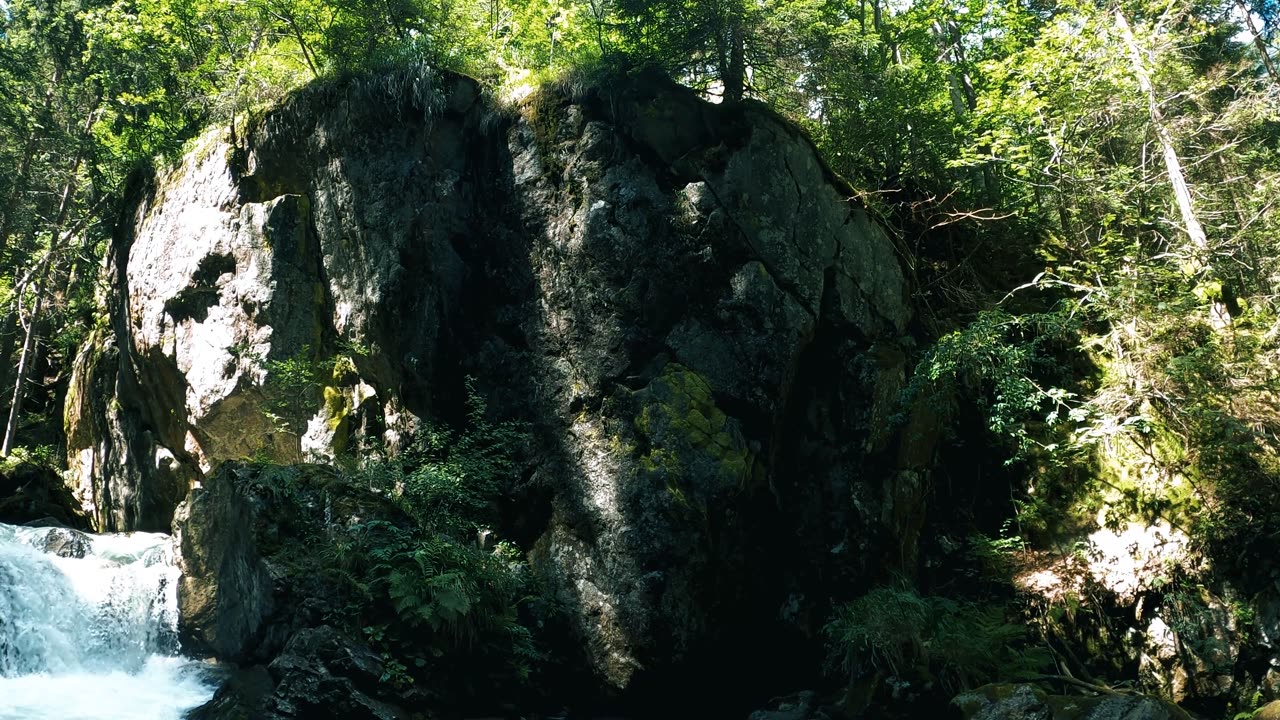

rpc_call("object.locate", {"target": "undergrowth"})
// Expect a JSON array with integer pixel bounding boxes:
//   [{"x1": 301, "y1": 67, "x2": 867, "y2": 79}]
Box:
[
  {"x1": 825, "y1": 586, "x2": 1050, "y2": 693},
  {"x1": 244, "y1": 380, "x2": 543, "y2": 705}
]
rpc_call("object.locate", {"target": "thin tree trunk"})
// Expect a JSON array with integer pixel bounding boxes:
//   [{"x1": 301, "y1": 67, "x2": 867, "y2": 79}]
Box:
[
  {"x1": 724, "y1": 20, "x2": 746, "y2": 103},
  {"x1": 1115, "y1": 9, "x2": 1231, "y2": 327},
  {"x1": 2, "y1": 275, "x2": 46, "y2": 456},
  {"x1": 0, "y1": 111, "x2": 92, "y2": 456},
  {"x1": 1236, "y1": 0, "x2": 1278, "y2": 82},
  {"x1": 1115, "y1": 10, "x2": 1208, "y2": 254},
  {"x1": 277, "y1": 12, "x2": 320, "y2": 77},
  {"x1": 0, "y1": 311, "x2": 17, "y2": 414},
  {"x1": 873, "y1": 0, "x2": 885, "y2": 64},
  {"x1": 933, "y1": 18, "x2": 999, "y2": 203}
]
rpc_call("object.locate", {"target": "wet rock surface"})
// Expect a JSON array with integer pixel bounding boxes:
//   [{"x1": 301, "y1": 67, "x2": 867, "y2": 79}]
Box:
[
  {"x1": 39, "y1": 527, "x2": 93, "y2": 558},
  {"x1": 179, "y1": 463, "x2": 415, "y2": 719}
]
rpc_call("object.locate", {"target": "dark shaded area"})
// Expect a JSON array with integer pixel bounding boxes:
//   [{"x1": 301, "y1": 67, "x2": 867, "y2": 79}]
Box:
[
  {"x1": 165, "y1": 252, "x2": 236, "y2": 324},
  {"x1": 0, "y1": 461, "x2": 89, "y2": 528}
]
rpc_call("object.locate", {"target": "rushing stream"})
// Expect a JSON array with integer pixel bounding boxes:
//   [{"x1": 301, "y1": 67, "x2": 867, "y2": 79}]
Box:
[{"x1": 0, "y1": 521, "x2": 217, "y2": 719}]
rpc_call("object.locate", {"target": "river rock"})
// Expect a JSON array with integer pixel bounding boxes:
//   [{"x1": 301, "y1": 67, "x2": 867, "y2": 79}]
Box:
[
  {"x1": 186, "y1": 666, "x2": 276, "y2": 720},
  {"x1": 747, "y1": 690, "x2": 822, "y2": 720},
  {"x1": 265, "y1": 626, "x2": 408, "y2": 720},
  {"x1": 172, "y1": 464, "x2": 273, "y2": 660},
  {"x1": 39, "y1": 527, "x2": 92, "y2": 558},
  {"x1": 1137, "y1": 591, "x2": 1238, "y2": 704}
]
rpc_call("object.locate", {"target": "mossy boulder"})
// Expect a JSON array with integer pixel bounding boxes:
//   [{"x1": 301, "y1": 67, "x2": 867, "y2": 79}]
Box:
[{"x1": 634, "y1": 363, "x2": 760, "y2": 503}]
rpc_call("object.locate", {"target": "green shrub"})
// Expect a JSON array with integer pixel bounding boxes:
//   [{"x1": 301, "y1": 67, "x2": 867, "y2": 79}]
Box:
[
  {"x1": 905, "y1": 307, "x2": 1083, "y2": 464},
  {"x1": 0, "y1": 444, "x2": 61, "y2": 474},
  {"x1": 336, "y1": 380, "x2": 538, "y2": 691},
  {"x1": 825, "y1": 586, "x2": 1048, "y2": 691},
  {"x1": 247, "y1": 379, "x2": 540, "y2": 701}
]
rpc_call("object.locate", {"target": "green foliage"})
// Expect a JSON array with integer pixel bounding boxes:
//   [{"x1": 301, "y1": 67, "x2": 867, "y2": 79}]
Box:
[
  {"x1": 825, "y1": 586, "x2": 1049, "y2": 691},
  {"x1": 337, "y1": 381, "x2": 537, "y2": 689},
  {"x1": 261, "y1": 348, "x2": 321, "y2": 434},
  {"x1": 907, "y1": 307, "x2": 1083, "y2": 462},
  {"x1": 245, "y1": 381, "x2": 539, "y2": 701},
  {"x1": 357, "y1": 378, "x2": 527, "y2": 533},
  {"x1": 2, "y1": 0, "x2": 1279, "y2": 704},
  {"x1": 346, "y1": 520, "x2": 533, "y2": 662},
  {"x1": 0, "y1": 444, "x2": 62, "y2": 474}
]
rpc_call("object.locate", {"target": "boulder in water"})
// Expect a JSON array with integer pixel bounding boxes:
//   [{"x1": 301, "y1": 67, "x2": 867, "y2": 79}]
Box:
[
  {"x1": 182, "y1": 623, "x2": 426, "y2": 719},
  {"x1": 185, "y1": 665, "x2": 277, "y2": 720},
  {"x1": 39, "y1": 527, "x2": 93, "y2": 558},
  {"x1": 255, "y1": 626, "x2": 407, "y2": 720},
  {"x1": 172, "y1": 464, "x2": 273, "y2": 661},
  {"x1": 77, "y1": 66, "x2": 926, "y2": 699}
]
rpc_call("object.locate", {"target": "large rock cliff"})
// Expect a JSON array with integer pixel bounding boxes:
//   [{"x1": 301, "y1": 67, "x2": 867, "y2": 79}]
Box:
[{"x1": 65, "y1": 65, "x2": 933, "y2": 693}]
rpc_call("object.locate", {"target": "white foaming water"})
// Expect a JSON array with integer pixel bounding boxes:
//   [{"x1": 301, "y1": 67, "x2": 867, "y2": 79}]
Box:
[{"x1": 0, "y1": 521, "x2": 217, "y2": 719}]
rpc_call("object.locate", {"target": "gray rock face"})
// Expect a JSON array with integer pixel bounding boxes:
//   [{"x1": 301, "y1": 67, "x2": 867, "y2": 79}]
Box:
[
  {"x1": 264, "y1": 626, "x2": 408, "y2": 720},
  {"x1": 68, "y1": 67, "x2": 928, "y2": 689},
  {"x1": 1137, "y1": 591, "x2": 1240, "y2": 704},
  {"x1": 172, "y1": 464, "x2": 273, "y2": 660},
  {"x1": 0, "y1": 462, "x2": 88, "y2": 529}
]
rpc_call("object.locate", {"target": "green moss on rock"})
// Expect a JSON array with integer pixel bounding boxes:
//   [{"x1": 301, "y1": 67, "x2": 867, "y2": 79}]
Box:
[{"x1": 633, "y1": 364, "x2": 758, "y2": 503}]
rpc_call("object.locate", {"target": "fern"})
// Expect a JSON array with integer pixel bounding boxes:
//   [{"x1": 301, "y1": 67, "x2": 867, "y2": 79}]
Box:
[
  {"x1": 323, "y1": 381, "x2": 537, "y2": 691},
  {"x1": 826, "y1": 586, "x2": 1049, "y2": 691}
]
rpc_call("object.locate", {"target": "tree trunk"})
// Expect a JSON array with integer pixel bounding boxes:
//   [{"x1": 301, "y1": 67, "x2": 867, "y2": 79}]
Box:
[
  {"x1": 873, "y1": 0, "x2": 886, "y2": 64},
  {"x1": 933, "y1": 18, "x2": 999, "y2": 203},
  {"x1": 1115, "y1": 9, "x2": 1231, "y2": 327},
  {"x1": 1237, "y1": 0, "x2": 1278, "y2": 82},
  {"x1": 0, "y1": 112, "x2": 92, "y2": 456},
  {"x1": 278, "y1": 12, "x2": 320, "y2": 77},
  {"x1": 0, "y1": 311, "x2": 17, "y2": 415},
  {"x1": 722, "y1": 19, "x2": 746, "y2": 103},
  {"x1": 2, "y1": 277, "x2": 45, "y2": 456}
]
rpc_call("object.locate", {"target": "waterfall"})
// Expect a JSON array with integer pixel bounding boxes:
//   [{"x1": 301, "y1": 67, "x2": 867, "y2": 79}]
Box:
[{"x1": 0, "y1": 521, "x2": 216, "y2": 719}]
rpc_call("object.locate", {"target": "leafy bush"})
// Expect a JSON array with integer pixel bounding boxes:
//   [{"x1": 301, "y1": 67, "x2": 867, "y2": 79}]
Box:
[
  {"x1": 905, "y1": 307, "x2": 1083, "y2": 463},
  {"x1": 335, "y1": 380, "x2": 538, "y2": 691},
  {"x1": 355, "y1": 379, "x2": 526, "y2": 526},
  {"x1": 244, "y1": 380, "x2": 540, "y2": 702},
  {"x1": 825, "y1": 586, "x2": 1048, "y2": 691},
  {"x1": 0, "y1": 444, "x2": 61, "y2": 474}
]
